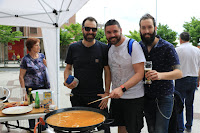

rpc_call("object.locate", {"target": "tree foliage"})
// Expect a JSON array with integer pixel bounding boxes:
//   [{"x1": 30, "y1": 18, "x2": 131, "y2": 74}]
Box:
[
  {"x1": 183, "y1": 17, "x2": 200, "y2": 46},
  {"x1": 61, "y1": 23, "x2": 177, "y2": 47},
  {"x1": 60, "y1": 29, "x2": 74, "y2": 46},
  {"x1": 60, "y1": 23, "x2": 83, "y2": 46},
  {"x1": 0, "y1": 25, "x2": 22, "y2": 44},
  {"x1": 157, "y1": 23, "x2": 178, "y2": 46},
  {"x1": 61, "y1": 24, "x2": 108, "y2": 45},
  {"x1": 95, "y1": 28, "x2": 107, "y2": 43},
  {"x1": 125, "y1": 30, "x2": 141, "y2": 42},
  {"x1": 126, "y1": 24, "x2": 177, "y2": 46}
]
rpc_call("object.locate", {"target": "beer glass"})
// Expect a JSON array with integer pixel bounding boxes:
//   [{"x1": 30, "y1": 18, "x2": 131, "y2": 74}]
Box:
[
  {"x1": 20, "y1": 87, "x2": 26, "y2": 101},
  {"x1": 144, "y1": 61, "x2": 152, "y2": 84}
]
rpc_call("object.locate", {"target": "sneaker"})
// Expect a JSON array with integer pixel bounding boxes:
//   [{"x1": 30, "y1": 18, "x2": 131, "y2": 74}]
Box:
[{"x1": 185, "y1": 128, "x2": 192, "y2": 132}]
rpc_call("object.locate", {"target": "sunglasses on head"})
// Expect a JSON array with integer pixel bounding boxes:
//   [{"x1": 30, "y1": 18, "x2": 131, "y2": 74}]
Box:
[{"x1": 83, "y1": 27, "x2": 97, "y2": 32}]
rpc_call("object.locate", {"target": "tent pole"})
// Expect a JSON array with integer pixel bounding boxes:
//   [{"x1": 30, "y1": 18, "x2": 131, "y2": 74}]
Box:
[{"x1": 56, "y1": 27, "x2": 60, "y2": 108}]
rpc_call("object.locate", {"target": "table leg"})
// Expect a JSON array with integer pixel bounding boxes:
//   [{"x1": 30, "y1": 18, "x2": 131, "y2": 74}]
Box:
[{"x1": 1, "y1": 122, "x2": 33, "y2": 133}]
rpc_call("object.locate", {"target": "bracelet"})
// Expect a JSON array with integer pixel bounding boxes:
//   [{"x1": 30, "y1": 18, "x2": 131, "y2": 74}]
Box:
[{"x1": 120, "y1": 85, "x2": 124, "y2": 88}]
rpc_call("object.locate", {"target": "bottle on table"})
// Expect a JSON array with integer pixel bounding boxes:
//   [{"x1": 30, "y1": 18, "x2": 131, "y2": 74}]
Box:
[
  {"x1": 28, "y1": 88, "x2": 33, "y2": 105},
  {"x1": 35, "y1": 91, "x2": 40, "y2": 108}
]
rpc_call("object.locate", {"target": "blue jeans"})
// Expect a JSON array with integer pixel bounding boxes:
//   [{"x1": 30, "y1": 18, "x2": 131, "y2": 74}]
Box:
[
  {"x1": 144, "y1": 94, "x2": 174, "y2": 133},
  {"x1": 175, "y1": 77, "x2": 197, "y2": 132}
]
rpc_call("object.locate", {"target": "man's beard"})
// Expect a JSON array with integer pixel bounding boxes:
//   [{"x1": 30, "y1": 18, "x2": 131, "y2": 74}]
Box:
[
  {"x1": 107, "y1": 35, "x2": 121, "y2": 45},
  {"x1": 140, "y1": 30, "x2": 156, "y2": 46},
  {"x1": 83, "y1": 33, "x2": 96, "y2": 42}
]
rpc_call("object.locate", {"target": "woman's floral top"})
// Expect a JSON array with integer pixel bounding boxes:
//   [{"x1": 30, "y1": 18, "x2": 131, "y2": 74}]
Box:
[{"x1": 20, "y1": 53, "x2": 50, "y2": 88}]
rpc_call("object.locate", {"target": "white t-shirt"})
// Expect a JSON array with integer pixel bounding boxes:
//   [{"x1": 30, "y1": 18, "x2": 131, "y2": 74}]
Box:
[
  {"x1": 108, "y1": 37, "x2": 146, "y2": 99},
  {"x1": 175, "y1": 42, "x2": 200, "y2": 77}
]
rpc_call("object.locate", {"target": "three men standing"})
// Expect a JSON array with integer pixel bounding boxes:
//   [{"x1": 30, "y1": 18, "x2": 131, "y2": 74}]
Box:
[{"x1": 64, "y1": 14, "x2": 200, "y2": 133}]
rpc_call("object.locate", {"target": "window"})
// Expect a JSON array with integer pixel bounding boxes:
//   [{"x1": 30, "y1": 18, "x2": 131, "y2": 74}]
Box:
[
  {"x1": 12, "y1": 27, "x2": 16, "y2": 32},
  {"x1": 11, "y1": 27, "x2": 24, "y2": 36},
  {"x1": 19, "y1": 27, "x2": 24, "y2": 33},
  {"x1": 19, "y1": 27, "x2": 24, "y2": 36},
  {"x1": 30, "y1": 27, "x2": 37, "y2": 34}
]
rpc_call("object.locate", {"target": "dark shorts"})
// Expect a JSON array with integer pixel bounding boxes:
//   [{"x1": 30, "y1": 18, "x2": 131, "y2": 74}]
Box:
[{"x1": 109, "y1": 97, "x2": 144, "y2": 133}]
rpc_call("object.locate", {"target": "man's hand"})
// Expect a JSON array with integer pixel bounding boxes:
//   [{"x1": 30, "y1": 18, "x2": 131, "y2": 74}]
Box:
[
  {"x1": 109, "y1": 87, "x2": 123, "y2": 99},
  {"x1": 97, "y1": 93, "x2": 109, "y2": 109},
  {"x1": 145, "y1": 70, "x2": 162, "y2": 81},
  {"x1": 63, "y1": 80, "x2": 78, "y2": 89}
]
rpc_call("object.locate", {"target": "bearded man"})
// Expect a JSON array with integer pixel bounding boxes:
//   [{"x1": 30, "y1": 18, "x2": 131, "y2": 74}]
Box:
[
  {"x1": 139, "y1": 13, "x2": 182, "y2": 133},
  {"x1": 64, "y1": 17, "x2": 111, "y2": 133},
  {"x1": 105, "y1": 19, "x2": 146, "y2": 133}
]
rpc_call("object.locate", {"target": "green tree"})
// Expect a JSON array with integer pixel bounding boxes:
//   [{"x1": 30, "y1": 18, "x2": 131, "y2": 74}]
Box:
[
  {"x1": 62, "y1": 23, "x2": 83, "y2": 43},
  {"x1": 183, "y1": 17, "x2": 200, "y2": 46},
  {"x1": 60, "y1": 29, "x2": 74, "y2": 46},
  {"x1": 125, "y1": 30, "x2": 141, "y2": 42},
  {"x1": 60, "y1": 23, "x2": 83, "y2": 66},
  {"x1": 0, "y1": 25, "x2": 22, "y2": 44},
  {"x1": 61, "y1": 24, "x2": 108, "y2": 46},
  {"x1": 95, "y1": 28, "x2": 107, "y2": 43},
  {"x1": 157, "y1": 23, "x2": 178, "y2": 46},
  {"x1": 0, "y1": 25, "x2": 22, "y2": 62}
]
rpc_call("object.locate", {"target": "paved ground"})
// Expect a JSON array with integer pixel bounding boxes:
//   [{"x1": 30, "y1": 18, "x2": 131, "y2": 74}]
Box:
[{"x1": 0, "y1": 65, "x2": 200, "y2": 133}]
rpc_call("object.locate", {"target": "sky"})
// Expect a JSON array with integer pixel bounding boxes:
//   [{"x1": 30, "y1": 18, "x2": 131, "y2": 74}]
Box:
[{"x1": 76, "y1": 0, "x2": 200, "y2": 35}]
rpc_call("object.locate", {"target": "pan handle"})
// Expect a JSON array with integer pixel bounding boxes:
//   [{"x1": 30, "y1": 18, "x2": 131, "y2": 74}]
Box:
[
  {"x1": 96, "y1": 119, "x2": 114, "y2": 129},
  {"x1": 103, "y1": 119, "x2": 114, "y2": 125}
]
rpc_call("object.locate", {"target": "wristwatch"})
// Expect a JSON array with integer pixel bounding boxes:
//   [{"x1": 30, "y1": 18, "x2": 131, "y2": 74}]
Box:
[{"x1": 120, "y1": 85, "x2": 127, "y2": 92}]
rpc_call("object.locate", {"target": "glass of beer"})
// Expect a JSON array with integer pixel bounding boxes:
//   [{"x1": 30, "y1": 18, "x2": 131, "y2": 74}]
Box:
[
  {"x1": 20, "y1": 87, "x2": 26, "y2": 101},
  {"x1": 144, "y1": 61, "x2": 152, "y2": 84}
]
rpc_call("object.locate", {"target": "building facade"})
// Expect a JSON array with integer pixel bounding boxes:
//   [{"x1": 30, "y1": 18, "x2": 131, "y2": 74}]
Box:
[{"x1": 0, "y1": 15, "x2": 76, "y2": 64}]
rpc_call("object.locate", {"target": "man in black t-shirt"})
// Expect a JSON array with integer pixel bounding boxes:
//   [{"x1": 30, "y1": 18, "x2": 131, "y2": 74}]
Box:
[{"x1": 64, "y1": 17, "x2": 111, "y2": 133}]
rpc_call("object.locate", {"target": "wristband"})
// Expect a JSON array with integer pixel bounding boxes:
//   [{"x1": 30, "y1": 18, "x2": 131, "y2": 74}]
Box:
[{"x1": 120, "y1": 85, "x2": 127, "y2": 92}]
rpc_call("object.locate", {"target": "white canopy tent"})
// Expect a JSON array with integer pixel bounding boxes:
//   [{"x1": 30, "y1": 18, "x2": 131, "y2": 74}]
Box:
[{"x1": 0, "y1": 0, "x2": 89, "y2": 107}]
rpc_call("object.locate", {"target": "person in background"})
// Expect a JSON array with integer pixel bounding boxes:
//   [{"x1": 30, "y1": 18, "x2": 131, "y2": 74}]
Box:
[
  {"x1": 64, "y1": 17, "x2": 111, "y2": 133},
  {"x1": 139, "y1": 13, "x2": 182, "y2": 133},
  {"x1": 12, "y1": 53, "x2": 16, "y2": 64},
  {"x1": 17, "y1": 53, "x2": 20, "y2": 64},
  {"x1": 175, "y1": 32, "x2": 200, "y2": 133},
  {"x1": 19, "y1": 38, "x2": 50, "y2": 132},
  {"x1": 105, "y1": 19, "x2": 146, "y2": 133}
]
